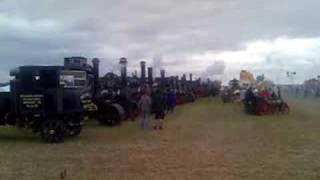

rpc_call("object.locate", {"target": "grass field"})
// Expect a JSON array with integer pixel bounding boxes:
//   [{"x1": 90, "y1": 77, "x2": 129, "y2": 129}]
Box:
[{"x1": 1, "y1": 97, "x2": 320, "y2": 180}]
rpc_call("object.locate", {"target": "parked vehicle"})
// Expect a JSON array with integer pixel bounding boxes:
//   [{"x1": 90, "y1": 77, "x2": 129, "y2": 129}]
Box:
[{"x1": 0, "y1": 66, "x2": 88, "y2": 143}]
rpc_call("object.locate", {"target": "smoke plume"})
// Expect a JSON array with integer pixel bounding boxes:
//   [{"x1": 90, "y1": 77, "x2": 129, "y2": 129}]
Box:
[
  {"x1": 152, "y1": 54, "x2": 164, "y2": 76},
  {"x1": 201, "y1": 60, "x2": 226, "y2": 80}
]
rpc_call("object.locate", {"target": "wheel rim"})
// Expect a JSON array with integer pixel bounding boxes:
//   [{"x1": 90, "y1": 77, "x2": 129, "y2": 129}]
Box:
[{"x1": 42, "y1": 120, "x2": 64, "y2": 143}]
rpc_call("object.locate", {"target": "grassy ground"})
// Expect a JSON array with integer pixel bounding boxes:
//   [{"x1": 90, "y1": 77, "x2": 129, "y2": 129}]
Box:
[{"x1": 1, "y1": 97, "x2": 320, "y2": 180}]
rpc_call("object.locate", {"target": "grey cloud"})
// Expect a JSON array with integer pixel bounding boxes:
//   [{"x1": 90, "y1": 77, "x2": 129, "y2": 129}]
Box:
[
  {"x1": 1, "y1": 0, "x2": 320, "y2": 82},
  {"x1": 201, "y1": 60, "x2": 226, "y2": 80}
]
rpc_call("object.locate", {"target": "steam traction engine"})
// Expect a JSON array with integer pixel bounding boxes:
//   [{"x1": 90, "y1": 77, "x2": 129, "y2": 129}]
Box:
[
  {"x1": 0, "y1": 65, "x2": 87, "y2": 143},
  {"x1": 65, "y1": 57, "x2": 140, "y2": 126}
]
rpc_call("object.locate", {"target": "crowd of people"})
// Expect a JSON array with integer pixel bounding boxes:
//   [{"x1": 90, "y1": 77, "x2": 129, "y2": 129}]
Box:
[{"x1": 138, "y1": 88, "x2": 177, "y2": 130}]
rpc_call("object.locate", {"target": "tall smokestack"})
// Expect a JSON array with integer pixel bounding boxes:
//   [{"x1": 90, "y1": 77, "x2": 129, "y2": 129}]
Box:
[
  {"x1": 182, "y1": 74, "x2": 186, "y2": 81},
  {"x1": 148, "y1": 67, "x2": 153, "y2": 86},
  {"x1": 170, "y1": 76, "x2": 175, "y2": 89},
  {"x1": 175, "y1": 76, "x2": 179, "y2": 90},
  {"x1": 160, "y1": 69, "x2": 165, "y2": 79},
  {"x1": 160, "y1": 69, "x2": 166, "y2": 88},
  {"x1": 119, "y1": 57, "x2": 128, "y2": 88},
  {"x1": 92, "y1": 58, "x2": 100, "y2": 96},
  {"x1": 140, "y1": 61, "x2": 146, "y2": 84},
  {"x1": 182, "y1": 74, "x2": 187, "y2": 91}
]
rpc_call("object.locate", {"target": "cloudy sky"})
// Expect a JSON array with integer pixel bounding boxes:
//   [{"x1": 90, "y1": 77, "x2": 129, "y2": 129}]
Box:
[{"x1": 1, "y1": 0, "x2": 320, "y2": 84}]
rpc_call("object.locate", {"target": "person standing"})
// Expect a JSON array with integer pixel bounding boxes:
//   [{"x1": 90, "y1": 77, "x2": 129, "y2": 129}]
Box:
[
  {"x1": 240, "y1": 88, "x2": 246, "y2": 104},
  {"x1": 138, "y1": 91, "x2": 152, "y2": 129},
  {"x1": 245, "y1": 87, "x2": 257, "y2": 114},
  {"x1": 166, "y1": 89, "x2": 176, "y2": 113},
  {"x1": 153, "y1": 90, "x2": 166, "y2": 130}
]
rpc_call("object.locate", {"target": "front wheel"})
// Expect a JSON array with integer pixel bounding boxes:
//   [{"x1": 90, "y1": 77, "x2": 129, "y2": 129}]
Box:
[{"x1": 40, "y1": 119, "x2": 66, "y2": 143}]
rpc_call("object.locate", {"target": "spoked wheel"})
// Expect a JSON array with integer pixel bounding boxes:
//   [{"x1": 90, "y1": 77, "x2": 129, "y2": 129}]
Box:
[
  {"x1": 40, "y1": 119, "x2": 66, "y2": 143},
  {"x1": 97, "y1": 103, "x2": 124, "y2": 126}
]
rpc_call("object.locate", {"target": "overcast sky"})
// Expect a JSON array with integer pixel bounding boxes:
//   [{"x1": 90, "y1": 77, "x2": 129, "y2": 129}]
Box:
[{"x1": 1, "y1": 0, "x2": 320, "y2": 84}]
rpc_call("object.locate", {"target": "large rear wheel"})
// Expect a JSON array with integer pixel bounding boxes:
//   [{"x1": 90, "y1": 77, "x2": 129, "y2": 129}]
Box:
[
  {"x1": 40, "y1": 119, "x2": 66, "y2": 143},
  {"x1": 97, "y1": 103, "x2": 125, "y2": 126}
]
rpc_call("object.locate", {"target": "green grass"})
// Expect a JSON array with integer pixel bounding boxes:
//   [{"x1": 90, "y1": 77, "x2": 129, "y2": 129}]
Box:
[{"x1": 1, "y1": 97, "x2": 320, "y2": 179}]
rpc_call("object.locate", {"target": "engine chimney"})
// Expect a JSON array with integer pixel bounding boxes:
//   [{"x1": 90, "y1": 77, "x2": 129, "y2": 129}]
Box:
[
  {"x1": 182, "y1": 74, "x2": 186, "y2": 81},
  {"x1": 140, "y1": 61, "x2": 146, "y2": 84},
  {"x1": 148, "y1": 67, "x2": 153, "y2": 86},
  {"x1": 92, "y1": 58, "x2": 100, "y2": 96},
  {"x1": 160, "y1": 69, "x2": 165, "y2": 79},
  {"x1": 182, "y1": 74, "x2": 187, "y2": 91},
  {"x1": 170, "y1": 76, "x2": 175, "y2": 89},
  {"x1": 160, "y1": 69, "x2": 166, "y2": 88},
  {"x1": 175, "y1": 76, "x2": 179, "y2": 90},
  {"x1": 119, "y1": 57, "x2": 128, "y2": 88}
]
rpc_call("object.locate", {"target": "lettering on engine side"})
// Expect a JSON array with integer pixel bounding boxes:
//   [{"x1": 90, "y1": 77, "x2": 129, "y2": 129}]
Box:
[{"x1": 20, "y1": 94, "x2": 43, "y2": 109}]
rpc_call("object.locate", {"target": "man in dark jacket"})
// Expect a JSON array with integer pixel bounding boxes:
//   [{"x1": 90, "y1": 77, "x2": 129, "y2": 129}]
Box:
[
  {"x1": 166, "y1": 89, "x2": 176, "y2": 113},
  {"x1": 152, "y1": 90, "x2": 166, "y2": 130},
  {"x1": 245, "y1": 87, "x2": 257, "y2": 114}
]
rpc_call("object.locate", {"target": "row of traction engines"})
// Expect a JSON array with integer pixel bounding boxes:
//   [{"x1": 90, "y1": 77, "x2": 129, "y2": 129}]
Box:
[
  {"x1": 0, "y1": 56, "x2": 219, "y2": 143},
  {"x1": 65, "y1": 56, "x2": 200, "y2": 126}
]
